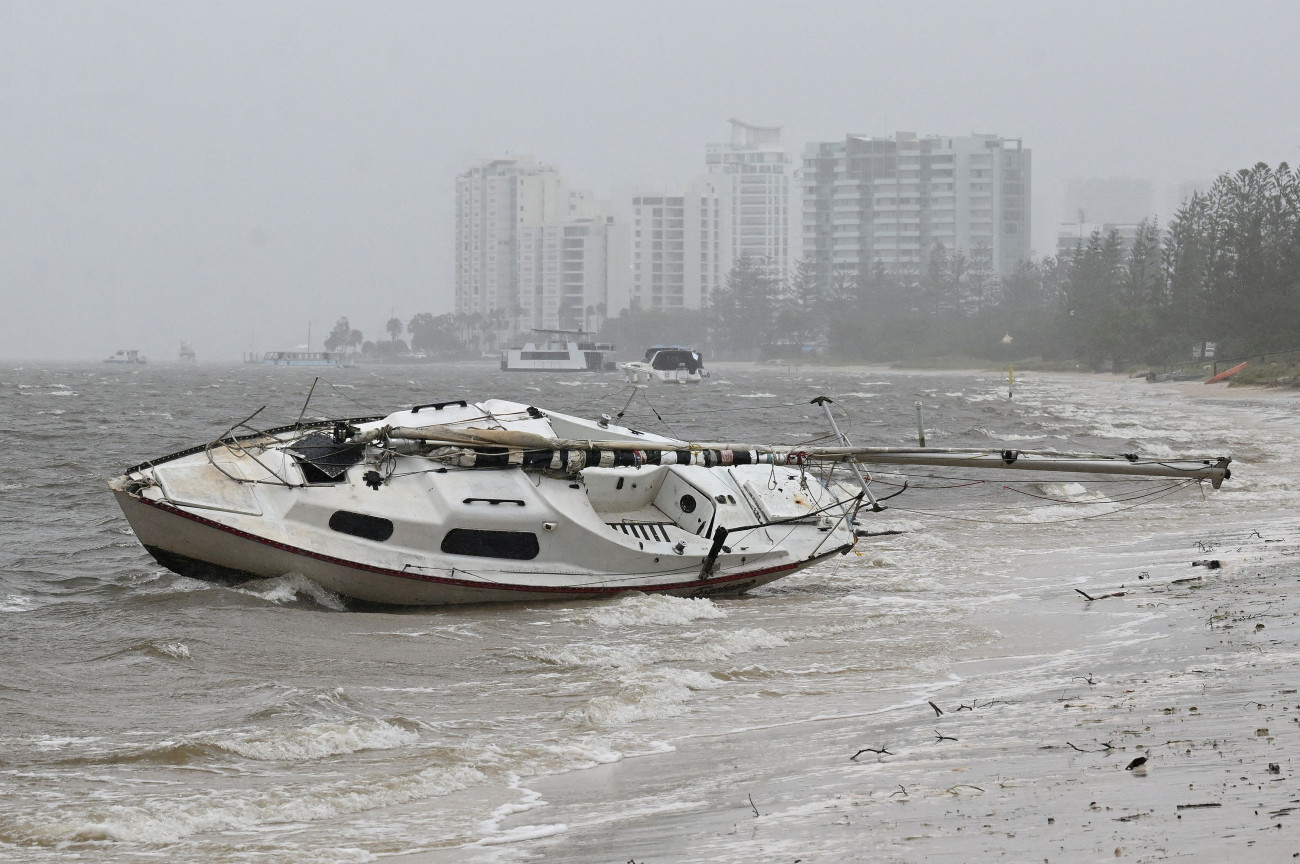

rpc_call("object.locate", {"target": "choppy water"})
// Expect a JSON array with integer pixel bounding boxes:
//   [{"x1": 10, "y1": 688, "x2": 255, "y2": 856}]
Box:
[{"x1": 2, "y1": 361, "x2": 1297, "y2": 862}]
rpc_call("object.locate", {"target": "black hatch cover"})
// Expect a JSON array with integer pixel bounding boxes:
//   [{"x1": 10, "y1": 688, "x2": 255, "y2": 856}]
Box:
[{"x1": 288, "y1": 431, "x2": 365, "y2": 481}]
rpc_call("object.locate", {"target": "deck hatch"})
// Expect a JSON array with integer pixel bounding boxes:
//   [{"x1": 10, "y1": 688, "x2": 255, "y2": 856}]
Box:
[{"x1": 289, "y1": 431, "x2": 364, "y2": 482}]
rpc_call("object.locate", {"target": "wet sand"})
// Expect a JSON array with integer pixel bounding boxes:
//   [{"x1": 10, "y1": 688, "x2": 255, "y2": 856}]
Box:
[{"x1": 463, "y1": 525, "x2": 1300, "y2": 863}]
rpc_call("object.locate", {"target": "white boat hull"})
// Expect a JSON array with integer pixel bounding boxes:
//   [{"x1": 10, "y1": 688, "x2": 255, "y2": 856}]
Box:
[
  {"x1": 112, "y1": 487, "x2": 835, "y2": 605},
  {"x1": 110, "y1": 399, "x2": 857, "y2": 606},
  {"x1": 618, "y1": 362, "x2": 704, "y2": 384}
]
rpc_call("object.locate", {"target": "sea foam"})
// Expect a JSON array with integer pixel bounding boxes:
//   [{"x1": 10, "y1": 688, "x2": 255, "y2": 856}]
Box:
[
  {"x1": 236, "y1": 573, "x2": 347, "y2": 610},
  {"x1": 209, "y1": 718, "x2": 420, "y2": 761},
  {"x1": 580, "y1": 593, "x2": 727, "y2": 627}
]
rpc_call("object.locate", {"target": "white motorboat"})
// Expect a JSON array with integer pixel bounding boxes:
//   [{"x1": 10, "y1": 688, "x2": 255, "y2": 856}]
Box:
[
  {"x1": 109, "y1": 397, "x2": 1232, "y2": 607},
  {"x1": 500, "y1": 329, "x2": 615, "y2": 372},
  {"x1": 619, "y1": 346, "x2": 707, "y2": 384}
]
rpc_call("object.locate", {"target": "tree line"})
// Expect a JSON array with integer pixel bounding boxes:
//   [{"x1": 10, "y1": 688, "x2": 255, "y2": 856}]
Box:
[
  {"x1": 321, "y1": 312, "x2": 490, "y2": 360},
  {"x1": 326, "y1": 162, "x2": 1298, "y2": 368},
  {"x1": 686, "y1": 162, "x2": 1299, "y2": 368}
]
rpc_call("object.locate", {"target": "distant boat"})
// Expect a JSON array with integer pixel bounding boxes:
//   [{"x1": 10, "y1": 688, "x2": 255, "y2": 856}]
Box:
[
  {"x1": 179, "y1": 342, "x2": 196, "y2": 364},
  {"x1": 104, "y1": 349, "x2": 147, "y2": 365},
  {"x1": 500, "y1": 329, "x2": 615, "y2": 372},
  {"x1": 619, "y1": 346, "x2": 707, "y2": 384},
  {"x1": 244, "y1": 351, "x2": 355, "y2": 367}
]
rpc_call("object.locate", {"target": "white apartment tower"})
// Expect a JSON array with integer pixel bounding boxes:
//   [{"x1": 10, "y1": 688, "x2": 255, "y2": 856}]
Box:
[
  {"x1": 802, "y1": 133, "x2": 1031, "y2": 288},
  {"x1": 518, "y1": 212, "x2": 629, "y2": 332},
  {"x1": 706, "y1": 119, "x2": 794, "y2": 276},
  {"x1": 455, "y1": 156, "x2": 629, "y2": 332},
  {"x1": 630, "y1": 177, "x2": 731, "y2": 311}
]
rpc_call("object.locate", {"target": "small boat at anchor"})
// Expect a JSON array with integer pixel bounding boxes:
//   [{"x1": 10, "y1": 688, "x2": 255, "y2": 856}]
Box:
[
  {"x1": 619, "y1": 346, "x2": 708, "y2": 384},
  {"x1": 104, "y1": 349, "x2": 147, "y2": 365},
  {"x1": 109, "y1": 395, "x2": 1233, "y2": 607}
]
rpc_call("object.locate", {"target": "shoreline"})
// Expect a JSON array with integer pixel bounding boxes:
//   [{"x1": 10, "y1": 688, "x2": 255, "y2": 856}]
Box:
[{"x1": 400, "y1": 520, "x2": 1300, "y2": 862}]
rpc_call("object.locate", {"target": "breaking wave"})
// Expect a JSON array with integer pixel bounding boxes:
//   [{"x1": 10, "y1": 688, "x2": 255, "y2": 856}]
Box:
[{"x1": 579, "y1": 593, "x2": 727, "y2": 627}]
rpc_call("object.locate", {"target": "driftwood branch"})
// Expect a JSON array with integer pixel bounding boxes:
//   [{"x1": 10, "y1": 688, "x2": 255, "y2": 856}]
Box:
[
  {"x1": 748, "y1": 793, "x2": 759, "y2": 818},
  {"x1": 946, "y1": 784, "x2": 984, "y2": 794},
  {"x1": 850, "y1": 747, "x2": 893, "y2": 760},
  {"x1": 928, "y1": 700, "x2": 944, "y2": 717},
  {"x1": 1067, "y1": 741, "x2": 1114, "y2": 753},
  {"x1": 934, "y1": 730, "x2": 957, "y2": 742},
  {"x1": 1075, "y1": 588, "x2": 1127, "y2": 601}
]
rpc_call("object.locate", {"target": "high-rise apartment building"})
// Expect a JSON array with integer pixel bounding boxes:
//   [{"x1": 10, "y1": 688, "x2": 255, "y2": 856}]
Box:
[
  {"x1": 518, "y1": 212, "x2": 628, "y2": 332},
  {"x1": 802, "y1": 132, "x2": 1031, "y2": 288},
  {"x1": 706, "y1": 119, "x2": 794, "y2": 276},
  {"x1": 629, "y1": 176, "x2": 731, "y2": 311},
  {"x1": 455, "y1": 155, "x2": 628, "y2": 332}
]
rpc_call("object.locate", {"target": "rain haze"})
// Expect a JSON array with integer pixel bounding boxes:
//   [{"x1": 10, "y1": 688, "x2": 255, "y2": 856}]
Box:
[{"x1": 2, "y1": 0, "x2": 1297, "y2": 362}]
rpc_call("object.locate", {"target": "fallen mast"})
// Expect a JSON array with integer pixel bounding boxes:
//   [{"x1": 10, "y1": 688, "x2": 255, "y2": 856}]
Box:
[{"x1": 372, "y1": 426, "x2": 1233, "y2": 489}]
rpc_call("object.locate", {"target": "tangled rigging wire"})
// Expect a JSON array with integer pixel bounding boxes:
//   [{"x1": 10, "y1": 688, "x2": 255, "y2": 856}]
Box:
[
  {"x1": 880, "y1": 478, "x2": 1201, "y2": 525},
  {"x1": 577, "y1": 384, "x2": 852, "y2": 454}
]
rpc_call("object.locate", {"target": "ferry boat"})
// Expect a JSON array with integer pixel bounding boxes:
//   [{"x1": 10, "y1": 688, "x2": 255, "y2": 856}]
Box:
[
  {"x1": 104, "y1": 349, "x2": 147, "y2": 365},
  {"x1": 619, "y1": 346, "x2": 707, "y2": 384},
  {"x1": 500, "y1": 329, "x2": 615, "y2": 372},
  {"x1": 244, "y1": 351, "x2": 354, "y2": 367}
]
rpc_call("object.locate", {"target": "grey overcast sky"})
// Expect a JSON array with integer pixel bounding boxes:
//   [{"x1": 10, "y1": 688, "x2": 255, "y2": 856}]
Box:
[{"x1": 2, "y1": 0, "x2": 1297, "y2": 361}]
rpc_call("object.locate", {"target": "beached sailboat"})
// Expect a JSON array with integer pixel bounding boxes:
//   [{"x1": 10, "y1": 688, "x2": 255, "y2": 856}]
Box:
[{"x1": 108, "y1": 397, "x2": 1231, "y2": 607}]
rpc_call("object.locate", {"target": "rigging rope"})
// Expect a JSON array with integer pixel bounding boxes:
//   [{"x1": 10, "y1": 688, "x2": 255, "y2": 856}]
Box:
[{"x1": 881, "y1": 479, "x2": 1199, "y2": 525}]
